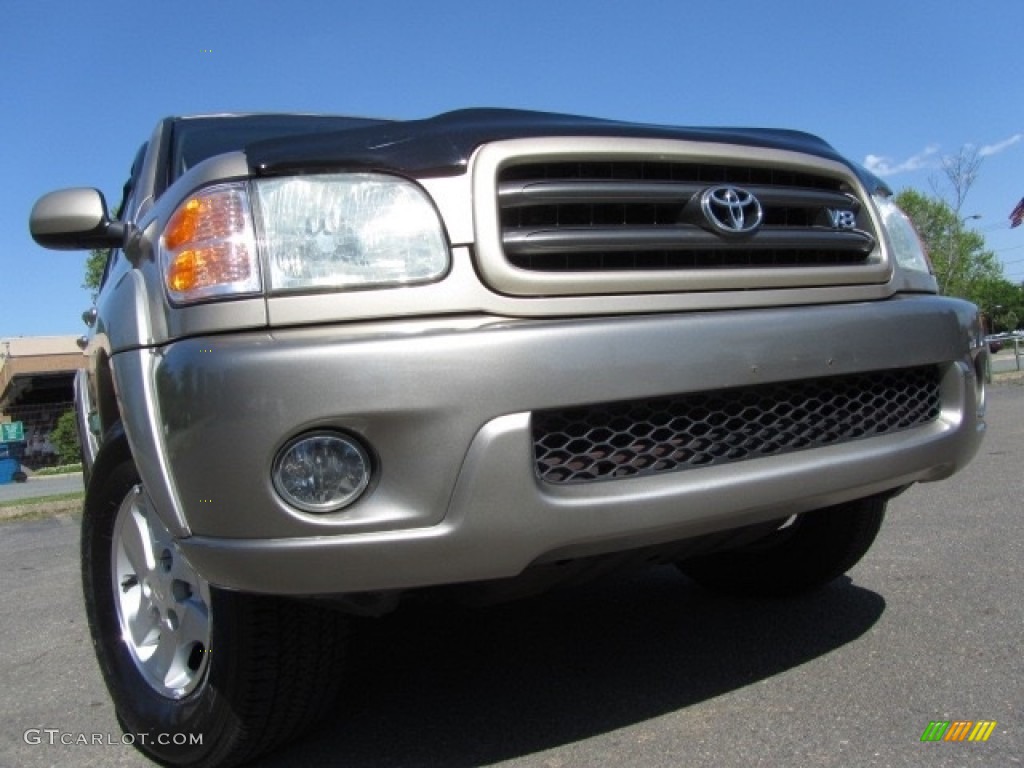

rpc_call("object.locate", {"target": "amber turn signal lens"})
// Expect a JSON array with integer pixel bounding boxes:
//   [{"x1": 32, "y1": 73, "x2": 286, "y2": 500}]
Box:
[
  {"x1": 164, "y1": 198, "x2": 204, "y2": 251},
  {"x1": 160, "y1": 183, "x2": 261, "y2": 303},
  {"x1": 167, "y1": 250, "x2": 198, "y2": 292}
]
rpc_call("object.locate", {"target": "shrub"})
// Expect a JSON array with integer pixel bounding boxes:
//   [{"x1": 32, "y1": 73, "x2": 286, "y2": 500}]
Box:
[{"x1": 51, "y1": 410, "x2": 82, "y2": 465}]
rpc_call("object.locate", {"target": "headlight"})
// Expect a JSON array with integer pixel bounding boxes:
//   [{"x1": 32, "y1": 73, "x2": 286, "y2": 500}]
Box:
[
  {"x1": 256, "y1": 173, "x2": 449, "y2": 292},
  {"x1": 160, "y1": 174, "x2": 448, "y2": 305},
  {"x1": 873, "y1": 194, "x2": 931, "y2": 275}
]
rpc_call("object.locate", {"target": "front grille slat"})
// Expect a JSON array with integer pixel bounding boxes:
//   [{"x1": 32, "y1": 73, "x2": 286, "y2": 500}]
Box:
[
  {"x1": 532, "y1": 367, "x2": 941, "y2": 484},
  {"x1": 499, "y1": 179, "x2": 859, "y2": 213},
  {"x1": 497, "y1": 160, "x2": 878, "y2": 276},
  {"x1": 499, "y1": 180, "x2": 706, "y2": 207},
  {"x1": 503, "y1": 226, "x2": 876, "y2": 258}
]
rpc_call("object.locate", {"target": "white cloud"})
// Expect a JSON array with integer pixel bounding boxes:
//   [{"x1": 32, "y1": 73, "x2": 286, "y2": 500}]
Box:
[
  {"x1": 863, "y1": 144, "x2": 941, "y2": 177},
  {"x1": 979, "y1": 133, "x2": 1023, "y2": 157},
  {"x1": 864, "y1": 133, "x2": 1022, "y2": 177}
]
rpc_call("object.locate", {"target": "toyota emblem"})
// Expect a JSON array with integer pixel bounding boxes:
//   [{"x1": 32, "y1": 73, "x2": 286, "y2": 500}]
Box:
[{"x1": 700, "y1": 186, "x2": 763, "y2": 237}]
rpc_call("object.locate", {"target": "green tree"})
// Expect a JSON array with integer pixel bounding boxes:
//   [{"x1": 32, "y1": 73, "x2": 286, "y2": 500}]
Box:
[
  {"x1": 999, "y1": 310, "x2": 1019, "y2": 333},
  {"x1": 50, "y1": 410, "x2": 82, "y2": 465},
  {"x1": 82, "y1": 203, "x2": 119, "y2": 299},
  {"x1": 973, "y1": 276, "x2": 1024, "y2": 333},
  {"x1": 83, "y1": 248, "x2": 108, "y2": 298},
  {"x1": 894, "y1": 189, "x2": 1002, "y2": 304}
]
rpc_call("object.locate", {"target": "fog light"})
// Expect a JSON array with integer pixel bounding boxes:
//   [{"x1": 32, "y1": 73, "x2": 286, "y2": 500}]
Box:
[{"x1": 272, "y1": 432, "x2": 371, "y2": 513}]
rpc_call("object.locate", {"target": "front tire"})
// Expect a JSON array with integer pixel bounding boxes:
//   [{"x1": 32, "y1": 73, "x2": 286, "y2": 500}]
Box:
[
  {"x1": 677, "y1": 496, "x2": 887, "y2": 597},
  {"x1": 82, "y1": 456, "x2": 347, "y2": 767}
]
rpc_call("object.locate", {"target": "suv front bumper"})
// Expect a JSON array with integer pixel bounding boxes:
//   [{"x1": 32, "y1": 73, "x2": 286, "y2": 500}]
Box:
[{"x1": 114, "y1": 295, "x2": 985, "y2": 595}]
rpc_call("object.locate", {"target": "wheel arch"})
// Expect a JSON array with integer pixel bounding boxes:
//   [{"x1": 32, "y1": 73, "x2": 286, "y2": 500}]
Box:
[
  {"x1": 83, "y1": 420, "x2": 132, "y2": 514},
  {"x1": 93, "y1": 350, "x2": 119, "y2": 444}
]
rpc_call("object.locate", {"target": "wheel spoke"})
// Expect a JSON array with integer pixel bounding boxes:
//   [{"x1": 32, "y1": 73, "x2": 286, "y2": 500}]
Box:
[
  {"x1": 175, "y1": 599, "x2": 210, "y2": 650},
  {"x1": 120, "y1": 503, "x2": 155, "y2": 578},
  {"x1": 168, "y1": 554, "x2": 199, "y2": 589},
  {"x1": 126, "y1": 596, "x2": 159, "y2": 648},
  {"x1": 144, "y1": 501, "x2": 174, "y2": 553},
  {"x1": 144, "y1": 628, "x2": 180, "y2": 689}
]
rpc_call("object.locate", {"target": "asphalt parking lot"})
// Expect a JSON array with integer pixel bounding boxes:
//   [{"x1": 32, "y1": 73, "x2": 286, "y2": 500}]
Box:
[{"x1": 1, "y1": 384, "x2": 1020, "y2": 768}]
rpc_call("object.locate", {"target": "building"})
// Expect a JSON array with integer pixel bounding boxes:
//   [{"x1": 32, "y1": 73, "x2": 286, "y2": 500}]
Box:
[{"x1": 0, "y1": 336, "x2": 85, "y2": 469}]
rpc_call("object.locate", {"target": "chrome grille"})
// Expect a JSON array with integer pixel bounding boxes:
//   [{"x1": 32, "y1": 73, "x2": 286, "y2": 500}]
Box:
[
  {"x1": 532, "y1": 367, "x2": 941, "y2": 484},
  {"x1": 499, "y1": 161, "x2": 876, "y2": 272}
]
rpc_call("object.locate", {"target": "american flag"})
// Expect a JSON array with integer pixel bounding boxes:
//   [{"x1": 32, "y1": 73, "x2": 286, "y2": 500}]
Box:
[{"x1": 1011, "y1": 197, "x2": 1024, "y2": 228}]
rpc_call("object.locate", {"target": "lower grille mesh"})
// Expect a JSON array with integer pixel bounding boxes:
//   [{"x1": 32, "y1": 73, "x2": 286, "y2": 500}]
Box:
[{"x1": 532, "y1": 367, "x2": 941, "y2": 484}]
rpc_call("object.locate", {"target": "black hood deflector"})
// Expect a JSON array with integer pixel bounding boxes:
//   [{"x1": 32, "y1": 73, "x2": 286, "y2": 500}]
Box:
[{"x1": 244, "y1": 108, "x2": 847, "y2": 178}]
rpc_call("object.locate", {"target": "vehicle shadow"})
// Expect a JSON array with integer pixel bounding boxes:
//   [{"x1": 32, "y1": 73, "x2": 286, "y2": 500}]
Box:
[{"x1": 254, "y1": 567, "x2": 885, "y2": 767}]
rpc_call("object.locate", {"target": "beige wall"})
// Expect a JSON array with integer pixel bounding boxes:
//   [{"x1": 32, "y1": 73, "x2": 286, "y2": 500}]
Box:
[{"x1": 0, "y1": 337, "x2": 86, "y2": 415}]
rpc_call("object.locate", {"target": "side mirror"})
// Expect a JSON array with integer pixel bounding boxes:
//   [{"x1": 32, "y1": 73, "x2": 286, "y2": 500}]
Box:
[{"x1": 29, "y1": 188, "x2": 125, "y2": 250}]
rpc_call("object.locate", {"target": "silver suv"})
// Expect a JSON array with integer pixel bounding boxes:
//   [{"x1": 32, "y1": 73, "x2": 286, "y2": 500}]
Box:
[{"x1": 30, "y1": 109, "x2": 986, "y2": 767}]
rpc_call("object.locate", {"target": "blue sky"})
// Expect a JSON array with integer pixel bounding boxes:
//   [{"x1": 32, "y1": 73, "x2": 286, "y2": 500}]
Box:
[{"x1": 3, "y1": 0, "x2": 1022, "y2": 338}]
